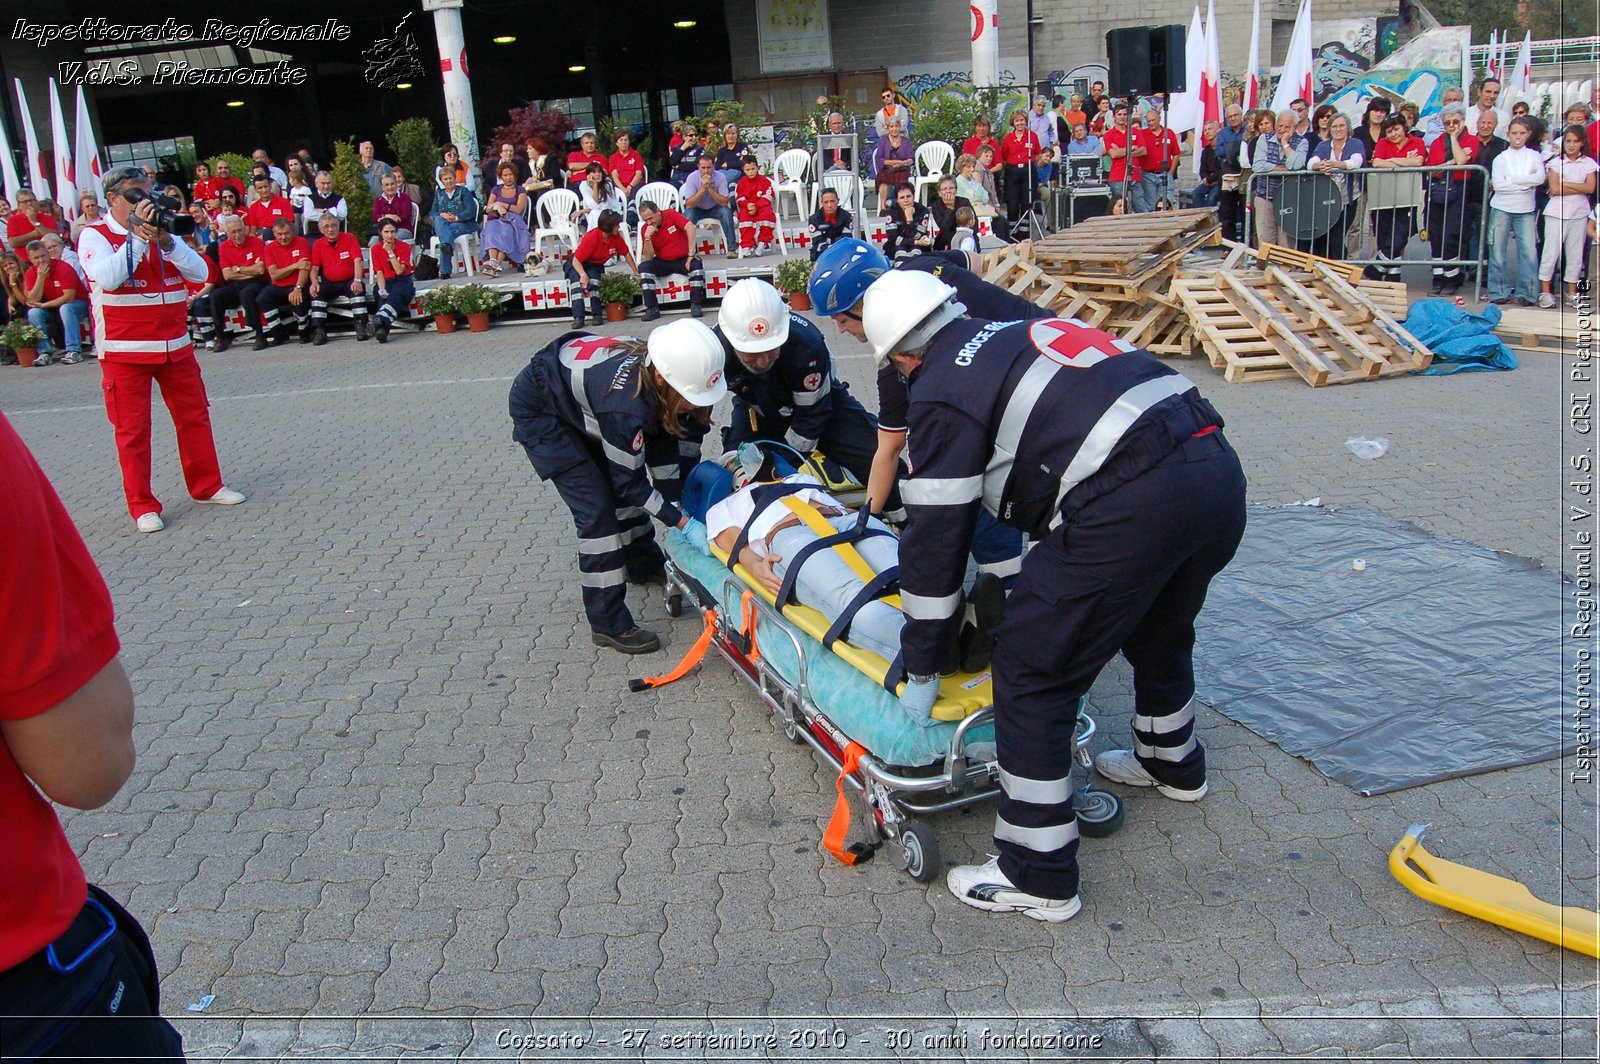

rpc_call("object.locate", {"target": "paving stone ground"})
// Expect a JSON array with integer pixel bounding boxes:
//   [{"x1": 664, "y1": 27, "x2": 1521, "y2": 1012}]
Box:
[{"x1": 4, "y1": 305, "x2": 1595, "y2": 1062}]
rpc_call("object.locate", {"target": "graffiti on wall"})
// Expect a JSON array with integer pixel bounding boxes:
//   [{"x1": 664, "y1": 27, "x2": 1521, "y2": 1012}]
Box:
[
  {"x1": 890, "y1": 57, "x2": 1028, "y2": 120},
  {"x1": 1320, "y1": 27, "x2": 1470, "y2": 122},
  {"x1": 1312, "y1": 19, "x2": 1376, "y2": 99}
]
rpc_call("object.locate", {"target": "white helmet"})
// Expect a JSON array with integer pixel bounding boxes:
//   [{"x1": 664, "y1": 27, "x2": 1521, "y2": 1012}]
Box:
[
  {"x1": 862, "y1": 270, "x2": 965, "y2": 368},
  {"x1": 646, "y1": 318, "x2": 729, "y2": 407},
  {"x1": 717, "y1": 277, "x2": 790, "y2": 353}
]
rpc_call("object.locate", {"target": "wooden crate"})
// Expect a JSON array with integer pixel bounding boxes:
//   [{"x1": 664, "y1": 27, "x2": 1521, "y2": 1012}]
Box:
[
  {"x1": 1494, "y1": 305, "x2": 1593, "y2": 355},
  {"x1": 1173, "y1": 266, "x2": 1431, "y2": 386},
  {"x1": 1033, "y1": 209, "x2": 1221, "y2": 280}
]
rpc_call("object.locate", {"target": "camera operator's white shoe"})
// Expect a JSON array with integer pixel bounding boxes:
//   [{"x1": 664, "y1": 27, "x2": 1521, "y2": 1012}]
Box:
[
  {"x1": 946, "y1": 857, "x2": 1080, "y2": 922},
  {"x1": 196, "y1": 487, "x2": 246, "y2": 505}
]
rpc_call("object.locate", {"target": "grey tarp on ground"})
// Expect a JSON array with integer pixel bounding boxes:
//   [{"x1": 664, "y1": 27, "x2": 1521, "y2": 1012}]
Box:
[{"x1": 1193, "y1": 504, "x2": 1568, "y2": 795}]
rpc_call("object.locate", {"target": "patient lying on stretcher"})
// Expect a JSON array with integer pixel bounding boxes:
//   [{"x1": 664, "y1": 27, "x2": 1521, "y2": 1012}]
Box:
[{"x1": 702, "y1": 472, "x2": 1003, "y2": 673}]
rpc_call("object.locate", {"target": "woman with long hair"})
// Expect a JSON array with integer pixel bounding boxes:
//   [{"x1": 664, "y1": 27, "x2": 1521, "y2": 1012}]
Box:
[
  {"x1": 576, "y1": 162, "x2": 625, "y2": 232},
  {"x1": 1538, "y1": 124, "x2": 1598, "y2": 308},
  {"x1": 507, "y1": 321, "x2": 727, "y2": 654}
]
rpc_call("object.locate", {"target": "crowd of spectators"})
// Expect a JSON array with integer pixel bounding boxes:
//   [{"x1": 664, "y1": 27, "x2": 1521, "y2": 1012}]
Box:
[{"x1": 5, "y1": 75, "x2": 1596, "y2": 366}]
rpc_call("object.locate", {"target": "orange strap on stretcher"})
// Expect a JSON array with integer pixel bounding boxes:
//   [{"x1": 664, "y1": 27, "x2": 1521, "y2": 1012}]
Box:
[
  {"x1": 823, "y1": 740, "x2": 874, "y2": 865},
  {"x1": 628, "y1": 609, "x2": 717, "y2": 692},
  {"x1": 739, "y1": 589, "x2": 762, "y2": 663}
]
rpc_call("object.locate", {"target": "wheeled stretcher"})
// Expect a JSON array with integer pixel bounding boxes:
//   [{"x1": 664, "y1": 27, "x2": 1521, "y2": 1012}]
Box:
[{"x1": 639, "y1": 478, "x2": 1125, "y2": 879}]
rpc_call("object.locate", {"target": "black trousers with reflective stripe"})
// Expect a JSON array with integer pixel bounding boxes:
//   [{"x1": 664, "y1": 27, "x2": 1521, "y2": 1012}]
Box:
[
  {"x1": 990, "y1": 431, "x2": 1246, "y2": 900},
  {"x1": 510, "y1": 370, "x2": 663, "y2": 635},
  {"x1": 255, "y1": 283, "x2": 309, "y2": 335}
]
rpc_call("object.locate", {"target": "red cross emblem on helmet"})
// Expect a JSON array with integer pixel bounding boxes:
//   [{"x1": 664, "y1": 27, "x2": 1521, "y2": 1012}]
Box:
[
  {"x1": 748, "y1": 317, "x2": 770, "y2": 338},
  {"x1": 631, "y1": 430, "x2": 644, "y2": 452},
  {"x1": 803, "y1": 372, "x2": 822, "y2": 390},
  {"x1": 707, "y1": 370, "x2": 723, "y2": 388}
]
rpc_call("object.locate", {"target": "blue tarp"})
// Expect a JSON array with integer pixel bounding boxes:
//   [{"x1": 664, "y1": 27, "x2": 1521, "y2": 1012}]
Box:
[{"x1": 1403, "y1": 298, "x2": 1519, "y2": 375}]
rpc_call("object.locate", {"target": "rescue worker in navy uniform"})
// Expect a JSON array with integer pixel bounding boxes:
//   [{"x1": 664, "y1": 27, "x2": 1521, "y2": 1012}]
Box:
[
  {"x1": 863, "y1": 270, "x2": 1246, "y2": 921},
  {"x1": 509, "y1": 319, "x2": 727, "y2": 654},
  {"x1": 808, "y1": 240, "x2": 1036, "y2": 582},
  {"x1": 713, "y1": 277, "x2": 892, "y2": 508}
]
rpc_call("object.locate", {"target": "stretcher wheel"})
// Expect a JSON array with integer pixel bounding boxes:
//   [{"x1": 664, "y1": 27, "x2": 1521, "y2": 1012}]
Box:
[
  {"x1": 782, "y1": 714, "x2": 806, "y2": 744},
  {"x1": 1075, "y1": 788, "x2": 1125, "y2": 838},
  {"x1": 896, "y1": 823, "x2": 941, "y2": 882},
  {"x1": 664, "y1": 589, "x2": 683, "y2": 617}
]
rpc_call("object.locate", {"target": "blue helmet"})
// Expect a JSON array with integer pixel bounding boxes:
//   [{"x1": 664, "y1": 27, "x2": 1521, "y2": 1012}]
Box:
[{"x1": 807, "y1": 239, "x2": 890, "y2": 316}]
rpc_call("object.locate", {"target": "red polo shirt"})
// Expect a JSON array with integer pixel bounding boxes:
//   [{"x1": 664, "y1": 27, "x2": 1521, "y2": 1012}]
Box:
[
  {"x1": 609, "y1": 150, "x2": 645, "y2": 190},
  {"x1": 573, "y1": 229, "x2": 629, "y2": 266},
  {"x1": 218, "y1": 235, "x2": 267, "y2": 275},
  {"x1": 371, "y1": 241, "x2": 414, "y2": 281},
  {"x1": 0, "y1": 412, "x2": 121, "y2": 969},
  {"x1": 644, "y1": 208, "x2": 691, "y2": 261},
  {"x1": 23, "y1": 260, "x2": 81, "y2": 304},
  {"x1": 999, "y1": 130, "x2": 1040, "y2": 167},
  {"x1": 1104, "y1": 128, "x2": 1141, "y2": 183},
  {"x1": 567, "y1": 150, "x2": 608, "y2": 186},
  {"x1": 245, "y1": 196, "x2": 295, "y2": 233},
  {"x1": 263, "y1": 236, "x2": 311, "y2": 288},
  {"x1": 1142, "y1": 128, "x2": 1180, "y2": 171},
  {"x1": 962, "y1": 136, "x2": 1002, "y2": 165},
  {"x1": 311, "y1": 232, "x2": 362, "y2": 283},
  {"x1": 6, "y1": 212, "x2": 58, "y2": 247}
]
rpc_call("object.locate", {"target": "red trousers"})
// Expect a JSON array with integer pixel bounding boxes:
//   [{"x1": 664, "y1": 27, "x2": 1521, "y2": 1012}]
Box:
[
  {"x1": 737, "y1": 201, "x2": 776, "y2": 249},
  {"x1": 99, "y1": 353, "x2": 225, "y2": 518}
]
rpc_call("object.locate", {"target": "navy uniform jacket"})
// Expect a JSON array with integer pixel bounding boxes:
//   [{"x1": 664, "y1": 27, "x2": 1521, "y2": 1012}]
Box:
[
  {"x1": 875, "y1": 254, "x2": 1056, "y2": 433},
  {"x1": 715, "y1": 312, "x2": 852, "y2": 453},
  {"x1": 895, "y1": 316, "x2": 1223, "y2": 675},
  {"x1": 523, "y1": 331, "x2": 692, "y2": 526}
]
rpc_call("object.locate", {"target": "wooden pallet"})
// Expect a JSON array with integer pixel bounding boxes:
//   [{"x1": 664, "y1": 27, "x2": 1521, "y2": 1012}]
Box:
[
  {"x1": 1033, "y1": 209, "x2": 1221, "y2": 280},
  {"x1": 1494, "y1": 305, "x2": 1593, "y2": 355},
  {"x1": 981, "y1": 242, "x2": 1068, "y2": 307},
  {"x1": 1256, "y1": 242, "x2": 1365, "y2": 284},
  {"x1": 1173, "y1": 266, "x2": 1430, "y2": 385}
]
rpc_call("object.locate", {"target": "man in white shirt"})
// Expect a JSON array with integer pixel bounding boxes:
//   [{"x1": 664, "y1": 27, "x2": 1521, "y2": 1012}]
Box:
[
  {"x1": 1465, "y1": 78, "x2": 1508, "y2": 141},
  {"x1": 1027, "y1": 97, "x2": 1058, "y2": 153}
]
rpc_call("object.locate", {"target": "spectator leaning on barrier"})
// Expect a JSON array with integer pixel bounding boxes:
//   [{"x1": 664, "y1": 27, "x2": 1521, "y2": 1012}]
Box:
[
  {"x1": 1423, "y1": 102, "x2": 1480, "y2": 294},
  {"x1": 1251, "y1": 110, "x2": 1309, "y2": 249},
  {"x1": 1365, "y1": 115, "x2": 1426, "y2": 282},
  {"x1": 1424, "y1": 87, "x2": 1465, "y2": 148},
  {"x1": 1217, "y1": 105, "x2": 1248, "y2": 241},
  {"x1": 1195, "y1": 120, "x2": 1223, "y2": 209},
  {"x1": 1488, "y1": 116, "x2": 1544, "y2": 306},
  {"x1": 1305, "y1": 114, "x2": 1364, "y2": 259}
]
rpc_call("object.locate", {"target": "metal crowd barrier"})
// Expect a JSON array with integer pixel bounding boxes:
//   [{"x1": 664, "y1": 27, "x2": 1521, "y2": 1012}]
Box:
[{"x1": 1241, "y1": 162, "x2": 1491, "y2": 302}]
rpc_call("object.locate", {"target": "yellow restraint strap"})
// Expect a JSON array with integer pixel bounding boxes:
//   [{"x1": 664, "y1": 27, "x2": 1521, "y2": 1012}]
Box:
[{"x1": 779, "y1": 498, "x2": 902, "y2": 610}]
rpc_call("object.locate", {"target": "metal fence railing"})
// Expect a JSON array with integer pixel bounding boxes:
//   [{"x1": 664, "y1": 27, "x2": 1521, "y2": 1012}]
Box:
[{"x1": 1241, "y1": 163, "x2": 1492, "y2": 301}]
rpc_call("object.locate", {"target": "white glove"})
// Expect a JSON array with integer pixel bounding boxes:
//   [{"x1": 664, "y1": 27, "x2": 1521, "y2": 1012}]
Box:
[{"x1": 899, "y1": 675, "x2": 941, "y2": 727}]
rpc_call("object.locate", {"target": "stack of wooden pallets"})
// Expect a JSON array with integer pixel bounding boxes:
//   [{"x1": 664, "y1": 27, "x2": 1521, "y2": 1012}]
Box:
[
  {"x1": 1172, "y1": 262, "x2": 1431, "y2": 385},
  {"x1": 980, "y1": 222, "x2": 1429, "y2": 387}
]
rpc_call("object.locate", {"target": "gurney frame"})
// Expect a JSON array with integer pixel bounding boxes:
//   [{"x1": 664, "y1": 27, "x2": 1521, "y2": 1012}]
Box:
[{"x1": 661, "y1": 561, "x2": 1124, "y2": 881}]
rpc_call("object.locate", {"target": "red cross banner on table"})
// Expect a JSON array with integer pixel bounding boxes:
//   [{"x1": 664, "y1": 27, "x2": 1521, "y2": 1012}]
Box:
[
  {"x1": 791, "y1": 230, "x2": 812, "y2": 248},
  {"x1": 706, "y1": 276, "x2": 729, "y2": 296},
  {"x1": 977, "y1": 218, "x2": 994, "y2": 238},
  {"x1": 868, "y1": 224, "x2": 887, "y2": 243},
  {"x1": 523, "y1": 288, "x2": 545, "y2": 309},
  {"x1": 697, "y1": 240, "x2": 717, "y2": 255}
]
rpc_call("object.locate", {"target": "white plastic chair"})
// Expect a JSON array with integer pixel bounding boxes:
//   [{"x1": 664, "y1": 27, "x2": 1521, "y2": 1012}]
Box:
[
  {"x1": 632, "y1": 181, "x2": 683, "y2": 258},
  {"x1": 913, "y1": 141, "x2": 955, "y2": 204},
  {"x1": 810, "y1": 173, "x2": 863, "y2": 237},
  {"x1": 693, "y1": 218, "x2": 729, "y2": 258},
  {"x1": 773, "y1": 149, "x2": 812, "y2": 221},
  {"x1": 534, "y1": 188, "x2": 580, "y2": 257},
  {"x1": 426, "y1": 232, "x2": 481, "y2": 276}
]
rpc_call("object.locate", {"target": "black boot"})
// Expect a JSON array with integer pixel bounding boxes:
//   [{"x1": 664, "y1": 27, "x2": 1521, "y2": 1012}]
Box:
[
  {"x1": 312, "y1": 326, "x2": 328, "y2": 346},
  {"x1": 689, "y1": 299, "x2": 704, "y2": 319},
  {"x1": 641, "y1": 303, "x2": 661, "y2": 322},
  {"x1": 591, "y1": 626, "x2": 661, "y2": 654},
  {"x1": 589, "y1": 295, "x2": 604, "y2": 322},
  {"x1": 573, "y1": 308, "x2": 586, "y2": 329},
  {"x1": 375, "y1": 317, "x2": 391, "y2": 344},
  {"x1": 354, "y1": 317, "x2": 371, "y2": 341}
]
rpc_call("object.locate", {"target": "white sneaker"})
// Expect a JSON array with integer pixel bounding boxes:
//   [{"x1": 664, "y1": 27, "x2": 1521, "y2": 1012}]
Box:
[
  {"x1": 1537, "y1": 292, "x2": 1556, "y2": 309},
  {"x1": 1094, "y1": 749, "x2": 1208, "y2": 801},
  {"x1": 946, "y1": 856, "x2": 1081, "y2": 922},
  {"x1": 197, "y1": 487, "x2": 246, "y2": 505},
  {"x1": 135, "y1": 512, "x2": 165, "y2": 533}
]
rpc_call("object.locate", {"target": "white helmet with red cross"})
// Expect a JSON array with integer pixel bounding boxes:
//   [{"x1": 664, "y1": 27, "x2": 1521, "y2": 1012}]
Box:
[
  {"x1": 862, "y1": 269, "x2": 965, "y2": 368},
  {"x1": 646, "y1": 319, "x2": 729, "y2": 407},
  {"x1": 717, "y1": 277, "x2": 790, "y2": 353}
]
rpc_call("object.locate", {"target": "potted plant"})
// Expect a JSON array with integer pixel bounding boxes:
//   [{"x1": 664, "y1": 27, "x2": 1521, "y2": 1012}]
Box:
[
  {"x1": 597, "y1": 271, "x2": 642, "y2": 322},
  {"x1": 455, "y1": 283, "x2": 503, "y2": 332},
  {"x1": 418, "y1": 285, "x2": 459, "y2": 333},
  {"x1": 1, "y1": 320, "x2": 46, "y2": 368},
  {"x1": 774, "y1": 257, "x2": 814, "y2": 311}
]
